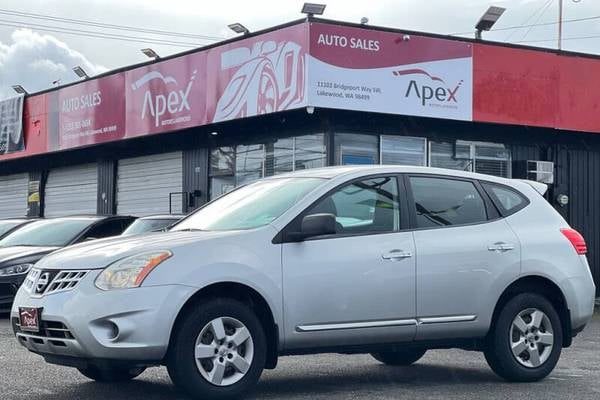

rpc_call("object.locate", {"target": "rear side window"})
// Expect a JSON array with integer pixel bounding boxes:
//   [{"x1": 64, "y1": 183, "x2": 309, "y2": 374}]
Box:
[
  {"x1": 482, "y1": 183, "x2": 528, "y2": 215},
  {"x1": 409, "y1": 177, "x2": 487, "y2": 228}
]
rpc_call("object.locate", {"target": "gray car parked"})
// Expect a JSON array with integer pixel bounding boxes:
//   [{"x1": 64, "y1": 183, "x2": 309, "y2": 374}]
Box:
[{"x1": 11, "y1": 166, "x2": 596, "y2": 400}]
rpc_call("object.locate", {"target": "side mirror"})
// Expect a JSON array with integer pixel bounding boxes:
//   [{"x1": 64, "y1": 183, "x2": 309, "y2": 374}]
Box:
[{"x1": 288, "y1": 213, "x2": 337, "y2": 242}]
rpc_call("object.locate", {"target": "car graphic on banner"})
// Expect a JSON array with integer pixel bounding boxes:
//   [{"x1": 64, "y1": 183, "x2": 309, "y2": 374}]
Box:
[{"x1": 212, "y1": 40, "x2": 306, "y2": 122}]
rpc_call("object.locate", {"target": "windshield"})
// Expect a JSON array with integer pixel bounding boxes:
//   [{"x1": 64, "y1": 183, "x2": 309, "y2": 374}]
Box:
[
  {"x1": 0, "y1": 219, "x2": 95, "y2": 247},
  {"x1": 173, "y1": 178, "x2": 324, "y2": 231},
  {"x1": 0, "y1": 221, "x2": 24, "y2": 237},
  {"x1": 122, "y1": 218, "x2": 179, "y2": 236}
]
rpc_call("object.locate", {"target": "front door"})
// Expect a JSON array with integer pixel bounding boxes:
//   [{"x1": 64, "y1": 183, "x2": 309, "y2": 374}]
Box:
[{"x1": 281, "y1": 175, "x2": 417, "y2": 349}]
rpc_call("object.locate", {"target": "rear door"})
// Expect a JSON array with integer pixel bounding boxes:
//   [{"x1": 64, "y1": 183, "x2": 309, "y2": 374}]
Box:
[{"x1": 407, "y1": 175, "x2": 521, "y2": 340}]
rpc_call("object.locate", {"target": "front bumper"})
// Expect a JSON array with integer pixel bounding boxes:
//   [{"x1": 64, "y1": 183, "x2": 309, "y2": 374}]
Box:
[
  {"x1": 0, "y1": 274, "x2": 27, "y2": 313},
  {"x1": 11, "y1": 271, "x2": 196, "y2": 363}
]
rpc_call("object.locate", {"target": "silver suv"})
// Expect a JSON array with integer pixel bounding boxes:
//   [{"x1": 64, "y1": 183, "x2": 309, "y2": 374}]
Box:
[{"x1": 12, "y1": 166, "x2": 596, "y2": 399}]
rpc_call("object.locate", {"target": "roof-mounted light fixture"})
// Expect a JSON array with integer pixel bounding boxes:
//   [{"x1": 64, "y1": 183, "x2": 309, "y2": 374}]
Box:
[
  {"x1": 301, "y1": 2, "x2": 326, "y2": 17},
  {"x1": 228, "y1": 23, "x2": 250, "y2": 35},
  {"x1": 475, "y1": 6, "x2": 506, "y2": 39},
  {"x1": 72, "y1": 66, "x2": 89, "y2": 79}
]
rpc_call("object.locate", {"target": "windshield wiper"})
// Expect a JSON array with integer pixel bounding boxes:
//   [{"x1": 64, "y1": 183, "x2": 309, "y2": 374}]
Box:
[{"x1": 173, "y1": 228, "x2": 203, "y2": 232}]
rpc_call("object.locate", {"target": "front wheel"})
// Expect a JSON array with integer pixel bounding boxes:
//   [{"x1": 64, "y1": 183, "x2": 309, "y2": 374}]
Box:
[
  {"x1": 167, "y1": 298, "x2": 267, "y2": 400},
  {"x1": 371, "y1": 348, "x2": 427, "y2": 366},
  {"x1": 484, "y1": 293, "x2": 562, "y2": 382},
  {"x1": 77, "y1": 365, "x2": 145, "y2": 382}
]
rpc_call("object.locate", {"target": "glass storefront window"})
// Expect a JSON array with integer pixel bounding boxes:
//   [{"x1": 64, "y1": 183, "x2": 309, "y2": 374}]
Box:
[
  {"x1": 335, "y1": 133, "x2": 379, "y2": 165},
  {"x1": 209, "y1": 134, "x2": 326, "y2": 199},
  {"x1": 381, "y1": 136, "x2": 426, "y2": 166},
  {"x1": 429, "y1": 140, "x2": 511, "y2": 178}
]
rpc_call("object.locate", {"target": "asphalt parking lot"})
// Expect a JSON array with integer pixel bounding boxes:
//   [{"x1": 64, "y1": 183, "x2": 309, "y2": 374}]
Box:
[{"x1": 1, "y1": 315, "x2": 599, "y2": 400}]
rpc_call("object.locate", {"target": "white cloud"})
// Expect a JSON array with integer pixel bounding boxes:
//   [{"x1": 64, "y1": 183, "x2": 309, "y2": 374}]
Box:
[{"x1": 0, "y1": 29, "x2": 106, "y2": 100}]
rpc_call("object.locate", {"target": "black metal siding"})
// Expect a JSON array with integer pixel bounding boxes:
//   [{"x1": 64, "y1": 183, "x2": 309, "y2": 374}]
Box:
[
  {"x1": 97, "y1": 159, "x2": 117, "y2": 215},
  {"x1": 568, "y1": 148, "x2": 600, "y2": 295},
  {"x1": 183, "y1": 147, "x2": 209, "y2": 213}
]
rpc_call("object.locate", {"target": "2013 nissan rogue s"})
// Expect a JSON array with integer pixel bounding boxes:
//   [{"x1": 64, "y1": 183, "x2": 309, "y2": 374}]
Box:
[{"x1": 11, "y1": 166, "x2": 596, "y2": 400}]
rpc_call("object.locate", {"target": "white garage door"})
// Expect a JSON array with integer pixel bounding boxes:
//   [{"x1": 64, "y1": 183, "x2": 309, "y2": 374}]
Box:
[
  {"x1": 44, "y1": 164, "x2": 98, "y2": 217},
  {"x1": 0, "y1": 173, "x2": 28, "y2": 218},
  {"x1": 117, "y1": 152, "x2": 183, "y2": 216}
]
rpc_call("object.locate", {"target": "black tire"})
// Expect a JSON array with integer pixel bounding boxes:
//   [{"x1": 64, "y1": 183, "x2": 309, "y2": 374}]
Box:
[
  {"x1": 371, "y1": 348, "x2": 427, "y2": 366},
  {"x1": 484, "y1": 293, "x2": 563, "y2": 382},
  {"x1": 167, "y1": 298, "x2": 267, "y2": 400},
  {"x1": 77, "y1": 365, "x2": 145, "y2": 382}
]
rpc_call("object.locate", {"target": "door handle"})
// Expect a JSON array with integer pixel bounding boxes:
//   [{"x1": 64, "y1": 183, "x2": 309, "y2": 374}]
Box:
[
  {"x1": 382, "y1": 249, "x2": 412, "y2": 260},
  {"x1": 488, "y1": 242, "x2": 515, "y2": 252}
]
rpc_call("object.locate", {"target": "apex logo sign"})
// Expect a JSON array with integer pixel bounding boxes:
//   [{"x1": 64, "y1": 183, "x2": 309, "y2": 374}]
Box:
[
  {"x1": 393, "y1": 69, "x2": 463, "y2": 107},
  {"x1": 131, "y1": 70, "x2": 197, "y2": 127}
]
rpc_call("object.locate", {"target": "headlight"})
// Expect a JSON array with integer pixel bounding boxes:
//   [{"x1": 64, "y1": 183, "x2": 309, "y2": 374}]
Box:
[
  {"x1": 0, "y1": 263, "x2": 33, "y2": 277},
  {"x1": 94, "y1": 250, "x2": 172, "y2": 291}
]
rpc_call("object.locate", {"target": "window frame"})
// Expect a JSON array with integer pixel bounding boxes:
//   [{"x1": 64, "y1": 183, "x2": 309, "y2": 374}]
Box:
[
  {"x1": 276, "y1": 174, "x2": 410, "y2": 244},
  {"x1": 480, "y1": 181, "x2": 530, "y2": 217},
  {"x1": 403, "y1": 173, "x2": 501, "y2": 232}
]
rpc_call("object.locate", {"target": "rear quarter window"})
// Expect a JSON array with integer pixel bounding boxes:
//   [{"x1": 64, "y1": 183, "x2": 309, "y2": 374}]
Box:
[{"x1": 481, "y1": 182, "x2": 529, "y2": 216}]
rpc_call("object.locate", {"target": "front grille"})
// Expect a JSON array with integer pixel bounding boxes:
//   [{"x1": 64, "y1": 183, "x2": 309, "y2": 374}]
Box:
[
  {"x1": 45, "y1": 271, "x2": 88, "y2": 295},
  {"x1": 23, "y1": 268, "x2": 89, "y2": 297},
  {"x1": 13, "y1": 317, "x2": 75, "y2": 340}
]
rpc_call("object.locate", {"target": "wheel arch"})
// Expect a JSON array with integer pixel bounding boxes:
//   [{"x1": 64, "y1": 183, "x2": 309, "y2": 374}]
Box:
[
  {"x1": 166, "y1": 281, "x2": 279, "y2": 369},
  {"x1": 489, "y1": 275, "x2": 572, "y2": 347}
]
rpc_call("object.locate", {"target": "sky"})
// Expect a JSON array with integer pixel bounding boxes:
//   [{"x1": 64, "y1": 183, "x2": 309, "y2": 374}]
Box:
[{"x1": 1, "y1": 0, "x2": 599, "y2": 99}]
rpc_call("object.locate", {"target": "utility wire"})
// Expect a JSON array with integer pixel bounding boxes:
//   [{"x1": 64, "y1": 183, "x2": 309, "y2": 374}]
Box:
[
  {"x1": 0, "y1": 8, "x2": 224, "y2": 41},
  {"x1": 519, "y1": 34, "x2": 600, "y2": 43},
  {"x1": 505, "y1": 0, "x2": 553, "y2": 42},
  {"x1": 450, "y1": 15, "x2": 600, "y2": 36},
  {"x1": 0, "y1": 20, "x2": 200, "y2": 48},
  {"x1": 517, "y1": 0, "x2": 554, "y2": 43}
]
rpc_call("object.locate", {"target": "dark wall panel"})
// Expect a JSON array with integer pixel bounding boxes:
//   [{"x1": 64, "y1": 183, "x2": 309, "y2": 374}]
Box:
[
  {"x1": 97, "y1": 159, "x2": 116, "y2": 215},
  {"x1": 183, "y1": 147, "x2": 208, "y2": 213},
  {"x1": 568, "y1": 148, "x2": 600, "y2": 295}
]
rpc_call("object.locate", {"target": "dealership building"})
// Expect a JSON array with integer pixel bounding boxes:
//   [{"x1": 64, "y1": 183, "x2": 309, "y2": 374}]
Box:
[{"x1": 1, "y1": 17, "x2": 600, "y2": 292}]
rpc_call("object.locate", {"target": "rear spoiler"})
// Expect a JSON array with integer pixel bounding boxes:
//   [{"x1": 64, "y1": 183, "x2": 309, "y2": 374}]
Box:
[{"x1": 518, "y1": 180, "x2": 548, "y2": 195}]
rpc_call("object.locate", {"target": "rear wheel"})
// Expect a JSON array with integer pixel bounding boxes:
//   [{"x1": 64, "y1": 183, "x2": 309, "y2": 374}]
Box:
[
  {"x1": 484, "y1": 293, "x2": 562, "y2": 382},
  {"x1": 77, "y1": 365, "x2": 145, "y2": 382},
  {"x1": 167, "y1": 298, "x2": 267, "y2": 400},
  {"x1": 371, "y1": 348, "x2": 427, "y2": 366}
]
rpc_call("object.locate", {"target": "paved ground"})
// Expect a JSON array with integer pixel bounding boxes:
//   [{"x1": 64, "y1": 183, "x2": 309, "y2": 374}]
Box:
[{"x1": 1, "y1": 315, "x2": 599, "y2": 400}]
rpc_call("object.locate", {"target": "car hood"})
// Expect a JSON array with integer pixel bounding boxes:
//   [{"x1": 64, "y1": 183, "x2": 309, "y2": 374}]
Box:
[
  {"x1": 36, "y1": 230, "x2": 243, "y2": 270},
  {"x1": 0, "y1": 246, "x2": 60, "y2": 266}
]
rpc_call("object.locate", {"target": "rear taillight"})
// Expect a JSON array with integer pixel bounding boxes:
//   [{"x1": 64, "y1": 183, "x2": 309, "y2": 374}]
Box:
[{"x1": 560, "y1": 228, "x2": 587, "y2": 255}]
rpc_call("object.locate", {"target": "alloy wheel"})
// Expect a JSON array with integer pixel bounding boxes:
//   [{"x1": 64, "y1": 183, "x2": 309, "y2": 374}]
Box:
[
  {"x1": 509, "y1": 308, "x2": 554, "y2": 368},
  {"x1": 194, "y1": 316, "x2": 254, "y2": 386}
]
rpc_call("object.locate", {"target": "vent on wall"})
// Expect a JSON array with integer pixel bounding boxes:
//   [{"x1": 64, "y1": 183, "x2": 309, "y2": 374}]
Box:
[{"x1": 513, "y1": 160, "x2": 554, "y2": 184}]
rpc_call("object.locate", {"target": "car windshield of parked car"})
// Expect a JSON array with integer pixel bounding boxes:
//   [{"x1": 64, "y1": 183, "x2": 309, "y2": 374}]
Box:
[
  {"x1": 0, "y1": 219, "x2": 94, "y2": 247},
  {"x1": 0, "y1": 221, "x2": 23, "y2": 237},
  {"x1": 172, "y1": 178, "x2": 324, "y2": 231},
  {"x1": 122, "y1": 218, "x2": 178, "y2": 236}
]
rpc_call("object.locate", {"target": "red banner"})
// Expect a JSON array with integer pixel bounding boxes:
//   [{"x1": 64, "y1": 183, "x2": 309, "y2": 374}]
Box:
[{"x1": 56, "y1": 74, "x2": 126, "y2": 149}]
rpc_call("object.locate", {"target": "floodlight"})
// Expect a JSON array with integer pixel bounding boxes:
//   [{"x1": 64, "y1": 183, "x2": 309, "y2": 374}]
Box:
[
  {"x1": 301, "y1": 3, "x2": 326, "y2": 16},
  {"x1": 72, "y1": 66, "x2": 89, "y2": 79},
  {"x1": 141, "y1": 48, "x2": 160, "y2": 59},
  {"x1": 11, "y1": 85, "x2": 27, "y2": 94},
  {"x1": 228, "y1": 23, "x2": 250, "y2": 35},
  {"x1": 475, "y1": 6, "x2": 506, "y2": 38}
]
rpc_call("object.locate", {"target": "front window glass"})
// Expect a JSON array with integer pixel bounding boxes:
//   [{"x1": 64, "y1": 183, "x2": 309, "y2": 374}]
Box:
[
  {"x1": 307, "y1": 176, "x2": 400, "y2": 234},
  {"x1": 173, "y1": 178, "x2": 324, "y2": 231},
  {"x1": 0, "y1": 219, "x2": 94, "y2": 247},
  {"x1": 410, "y1": 177, "x2": 487, "y2": 228},
  {"x1": 122, "y1": 219, "x2": 178, "y2": 235},
  {"x1": 0, "y1": 221, "x2": 22, "y2": 237}
]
